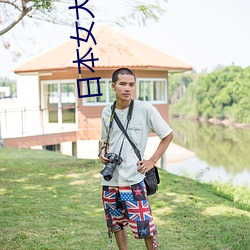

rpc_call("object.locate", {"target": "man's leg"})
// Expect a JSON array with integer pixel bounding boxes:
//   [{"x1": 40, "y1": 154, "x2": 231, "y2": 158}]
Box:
[
  {"x1": 114, "y1": 228, "x2": 128, "y2": 250},
  {"x1": 144, "y1": 234, "x2": 158, "y2": 250}
]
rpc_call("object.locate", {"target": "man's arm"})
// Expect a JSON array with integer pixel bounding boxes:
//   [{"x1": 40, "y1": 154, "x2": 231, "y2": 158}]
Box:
[
  {"x1": 137, "y1": 132, "x2": 173, "y2": 174},
  {"x1": 99, "y1": 142, "x2": 110, "y2": 164}
]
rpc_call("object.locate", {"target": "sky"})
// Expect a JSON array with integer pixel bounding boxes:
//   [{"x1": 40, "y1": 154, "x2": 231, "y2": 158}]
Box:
[{"x1": 1, "y1": 0, "x2": 250, "y2": 79}]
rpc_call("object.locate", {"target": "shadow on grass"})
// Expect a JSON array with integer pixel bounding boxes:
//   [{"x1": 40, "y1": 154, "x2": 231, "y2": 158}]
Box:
[
  {"x1": 0, "y1": 148, "x2": 249, "y2": 250},
  {"x1": 151, "y1": 170, "x2": 250, "y2": 249}
]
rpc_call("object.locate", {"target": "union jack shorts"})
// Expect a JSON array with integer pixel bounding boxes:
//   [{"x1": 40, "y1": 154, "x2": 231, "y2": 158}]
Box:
[{"x1": 102, "y1": 180, "x2": 157, "y2": 239}]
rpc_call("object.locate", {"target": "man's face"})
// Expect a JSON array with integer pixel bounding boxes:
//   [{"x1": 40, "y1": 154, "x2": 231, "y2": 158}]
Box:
[{"x1": 112, "y1": 74, "x2": 135, "y2": 102}]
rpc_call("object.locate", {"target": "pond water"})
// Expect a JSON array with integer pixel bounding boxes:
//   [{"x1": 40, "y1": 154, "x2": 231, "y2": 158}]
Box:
[{"x1": 166, "y1": 118, "x2": 250, "y2": 189}]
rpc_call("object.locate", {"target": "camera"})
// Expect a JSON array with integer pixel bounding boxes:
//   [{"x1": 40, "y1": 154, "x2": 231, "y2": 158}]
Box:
[{"x1": 100, "y1": 153, "x2": 123, "y2": 181}]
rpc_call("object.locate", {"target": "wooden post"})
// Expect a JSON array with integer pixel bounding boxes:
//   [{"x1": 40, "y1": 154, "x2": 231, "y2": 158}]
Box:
[
  {"x1": 0, "y1": 137, "x2": 3, "y2": 148},
  {"x1": 72, "y1": 141, "x2": 77, "y2": 157},
  {"x1": 160, "y1": 152, "x2": 167, "y2": 171}
]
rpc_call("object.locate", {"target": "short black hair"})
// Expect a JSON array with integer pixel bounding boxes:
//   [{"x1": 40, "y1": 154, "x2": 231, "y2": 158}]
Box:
[{"x1": 112, "y1": 68, "x2": 136, "y2": 83}]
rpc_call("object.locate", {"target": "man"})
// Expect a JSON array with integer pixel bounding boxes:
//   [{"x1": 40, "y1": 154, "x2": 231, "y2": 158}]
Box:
[{"x1": 99, "y1": 68, "x2": 173, "y2": 250}]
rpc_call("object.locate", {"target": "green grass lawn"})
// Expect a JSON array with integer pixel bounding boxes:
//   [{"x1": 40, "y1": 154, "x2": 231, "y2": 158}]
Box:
[{"x1": 0, "y1": 148, "x2": 249, "y2": 250}]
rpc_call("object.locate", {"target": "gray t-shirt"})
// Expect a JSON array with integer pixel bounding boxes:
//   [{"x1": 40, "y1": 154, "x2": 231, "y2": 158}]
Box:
[{"x1": 101, "y1": 100, "x2": 172, "y2": 186}]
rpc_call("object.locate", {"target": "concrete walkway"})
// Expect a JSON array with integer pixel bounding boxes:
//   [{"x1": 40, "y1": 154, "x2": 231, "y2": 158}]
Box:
[
  {"x1": 76, "y1": 137, "x2": 196, "y2": 169},
  {"x1": 144, "y1": 136, "x2": 196, "y2": 168}
]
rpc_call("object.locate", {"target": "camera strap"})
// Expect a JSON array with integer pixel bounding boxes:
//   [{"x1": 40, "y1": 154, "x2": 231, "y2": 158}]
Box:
[
  {"x1": 103, "y1": 100, "x2": 134, "y2": 157},
  {"x1": 113, "y1": 102, "x2": 142, "y2": 161},
  {"x1": 98, "y1": 103, "x2": 116, "y2": 156},
  {"x1": 104, "y1": 102, "x2": 116, "y2": 153}
]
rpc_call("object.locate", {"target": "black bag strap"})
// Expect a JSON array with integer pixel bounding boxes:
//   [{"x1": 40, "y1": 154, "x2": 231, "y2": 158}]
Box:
[
  {"x1": 117, "y1": 101, "x2": 134, "y2": 158},
  {"x1": 106, "y1": 100, "x2": 133, "y2": 143},
  {"x1": 100, "y1": 100, "x2": 135, "y2": 157},
  {"x1": 114, "y1": 102, "x2": 160, "y2": 186},
  {"x1": 114, "y1": 106, "x2": 142, "y2": 161}
]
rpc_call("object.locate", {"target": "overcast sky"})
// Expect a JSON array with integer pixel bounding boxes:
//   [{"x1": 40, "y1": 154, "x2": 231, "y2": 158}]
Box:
[{"x1": 1, "y1": 0, "x2": 250, "y2": 78}]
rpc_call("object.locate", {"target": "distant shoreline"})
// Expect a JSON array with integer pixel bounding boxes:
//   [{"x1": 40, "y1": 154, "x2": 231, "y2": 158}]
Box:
[
  {"x1": 206, "y1": 118, "x2": 250, "y2": 128},
  {"x1": 171, "y1": 115, "x2": 250, "y2": 129}
]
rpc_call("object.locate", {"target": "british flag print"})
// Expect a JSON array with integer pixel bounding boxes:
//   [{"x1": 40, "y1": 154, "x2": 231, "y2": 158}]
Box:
[
  {"x1": 102, "y1": 188, "x2": 117, "y2": 211},
  {"x1": 102, "y1": 183, "x2": 157, "y2": 239},
  {"x1": 126, "y1": 200, "x2": 152, "y2": 221}
]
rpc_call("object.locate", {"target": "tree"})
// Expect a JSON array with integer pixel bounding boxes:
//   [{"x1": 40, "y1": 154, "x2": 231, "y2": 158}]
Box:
[
  {"x1": 169, "y1": 65, "x2": 250, "y2": 123},
  {"x1": 0, "y1": 0, "x2": 51, "y2": 36},
  {"x1": 0, "y1": 76, "x2": 16, "y2": 96},
  {"x1": 0, "y1": 0, "x2": 167, "y2": 36}
]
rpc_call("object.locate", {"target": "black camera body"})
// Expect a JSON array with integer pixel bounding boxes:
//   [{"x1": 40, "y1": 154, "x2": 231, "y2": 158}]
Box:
[{"x1": 100, "y1": 153, "x2": 123, "y2": 181}]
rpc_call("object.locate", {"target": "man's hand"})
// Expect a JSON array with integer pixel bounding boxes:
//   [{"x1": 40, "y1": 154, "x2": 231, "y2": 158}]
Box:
[
  {"x1": 138, "y1": 132, "x2": 173, "y2": 174},
  {"x1": 100, "y1": 153, "x2": 109, "y2": 165},
  {"x1": 137, "y1": 159, "x2": 156, "y2": 175},
  {"x1": 99, "y1": 143, "x2": 110, "y2": 164}
]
